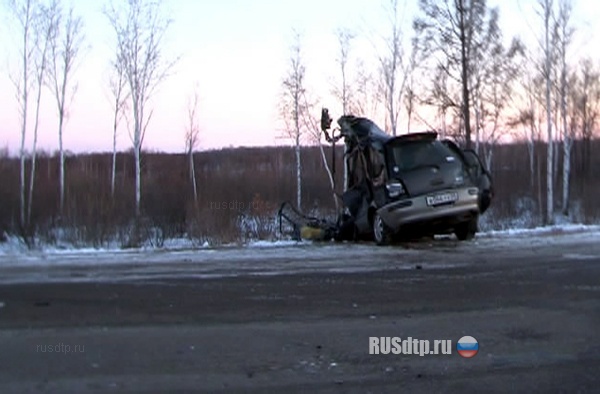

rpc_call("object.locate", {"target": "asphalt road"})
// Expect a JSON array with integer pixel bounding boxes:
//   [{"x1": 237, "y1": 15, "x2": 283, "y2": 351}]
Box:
[{"x1": 0, "y1": 232, "x2": 599, "y2": 393}]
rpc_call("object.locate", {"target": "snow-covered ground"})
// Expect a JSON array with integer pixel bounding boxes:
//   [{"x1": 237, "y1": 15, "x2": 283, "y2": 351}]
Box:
[
  {"x1": 478, "y1": 223, "x2": 600, "y2": 237},
  {"x1": 1, "y1": 223, "x2": 599, "y2": 258},
  {"x1": 0, "y1": 223, "x2": 598, "y2": 285}
]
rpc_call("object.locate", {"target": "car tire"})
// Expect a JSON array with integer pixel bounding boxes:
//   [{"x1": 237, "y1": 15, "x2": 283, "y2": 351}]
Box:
[
  {"x1": 372, "y1": 212, "x2": 392, "y2": 246},
  {"x1": 455, "y1": 216, "x2": 478, "y2": 241}
]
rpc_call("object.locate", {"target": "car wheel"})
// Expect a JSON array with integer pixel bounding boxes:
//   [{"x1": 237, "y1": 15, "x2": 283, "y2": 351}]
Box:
[
  {"x1": 372, "y1": 212, "x2": 392, "y2": 246},
  {"x1": 455, "y1": 216, "x2": 478, "y2": 241}
]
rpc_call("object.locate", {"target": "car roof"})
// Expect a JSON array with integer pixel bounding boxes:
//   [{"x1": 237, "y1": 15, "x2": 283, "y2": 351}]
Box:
[
  {"x1": 337, "y1": 116, "x2": 390, "y2": 144},
  {"x1": 386, "y1": 131, "x2": 439, "y2": 146},
  {"x1": 337, "y1": 115, "x2": 439, "y2": 149}
]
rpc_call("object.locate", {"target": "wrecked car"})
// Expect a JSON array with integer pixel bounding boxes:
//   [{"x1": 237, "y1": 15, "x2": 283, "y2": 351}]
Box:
[
  {"x1": 333, "y1": 113, "x2": 493, "y2": 244},
  {"x1": 278, "y1": 110, "x2": 493, "y2": 245}
]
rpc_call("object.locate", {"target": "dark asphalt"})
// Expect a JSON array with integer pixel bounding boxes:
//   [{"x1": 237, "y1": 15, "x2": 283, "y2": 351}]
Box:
[{"x1": 0, "y1": 234, "x2": 599, "y2": 393}]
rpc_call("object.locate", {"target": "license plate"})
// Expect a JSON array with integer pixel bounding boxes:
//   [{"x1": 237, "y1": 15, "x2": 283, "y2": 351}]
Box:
[{"x1": 426, "y1": 192, "x2": 458, "y2": 206}]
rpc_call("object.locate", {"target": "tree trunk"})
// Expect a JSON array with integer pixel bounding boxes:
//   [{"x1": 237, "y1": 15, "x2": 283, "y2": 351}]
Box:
[
  {"x1": 544, "y1": 0, "x2": 553, "y2": 225},
  {"x1": 19, "y1": 148, "x2": 26, "y2": 229},
  {"x1": 27, "y1": 135, "x2": 38, "y2": 226},
  {"x1": 343, "y1": 144, "x2": 348, "y2": 193},
  {"x1": 16, "y1": 0, "x2": 34, "y2": 230},
  {"x1": 317, "y1": 141, "x2": 338, "y2": 212},
  {"x1": 458, "y1": 0, "x2": 472, "y2": 149},
  {"x1": 189, "y1": 148, "x2": 198, "y2": 203},
  {"x1": 342, "y1": 74, "x2": 348, "y2": 193},
  {"x1": 132, "y1": 100, "x2": 142, "y2": 218},
  {"x1": 562, "y1": 138, "x2": 571, "y2": 215},
  {"x1": 389, "y1": 93, "x2": 397, "y2": 137},
  {"x1": 111, "y1": 121, "x2": 117, "y2": 198},
  {"x1": 527, "y1": 130, "x2": 535, "y2": 191},
  {"x1": 553, "y1": 137, "x2": 559, "y2": 190},
  {"x1": 135, "y1": 144, "x2": 141, "y2": 217},
  {"x1": 484, "y1": 145, "x2": 493, "y2": 172},
  {"x1": 475, "y1": 97, "x2": 481, "y2": 154},
  {"x1": 294, "y1": 87, "x2": 302, "y2": 211},
  {"x1": 58, "y1": 115, "x2": 65, "y2": 216},
  {"x1": 560, "y1": 53, "x2": 570, "y2": 216},
  {"x1": 295, "y1": 133, "x2": 301, "y2": 211},
  {"x1": 537, "y1": 150, "x2": 542, "y2": 223},
  {"x1": 27, "y1": 77, "x2": 45, "y2": 226},
  {"x1": 19, "y1": 63, "x2": 28, "y2": 227}
]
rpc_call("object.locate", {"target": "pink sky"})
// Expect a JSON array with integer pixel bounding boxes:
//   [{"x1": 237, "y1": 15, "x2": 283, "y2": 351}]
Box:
[{"x1": 0, "y1": 0, "x2": 598, "y2": 155}]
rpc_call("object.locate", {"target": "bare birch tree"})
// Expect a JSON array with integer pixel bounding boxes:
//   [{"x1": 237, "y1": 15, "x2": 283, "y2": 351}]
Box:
[
  {"x1": 105, "y1": 0, "x2": 175, "y2": 217},
  {"x1": 539, "y1": 0, "x2": 554, "y2": 224},
  {"x1": 301, "y1": 94, "x2": 339, "y2": 212},
  {"x1": 555, "y1": 0, "x2": 574, "y2": 216},
  {"x1": 185, "y1": 85, "x2": 200, "y2": 204},
  {"x1": 27, "y1": 0, "x2": 59, "y2": 226},
  {"x1": 333, "y1": 27, "x2": 354, "y2": 192},
  {"x1": 334, "y1": 28, "x2": 354, "y2": 115},
  {"x1": 47, "y1": 3, "x2": 84, "y2": 216},
  {"x1": 108, "y1": 53, "x2": 128, "y2": 198},
  {"x1": 281, "y1": 31, "x2": 306, "y2": 210},
  {"x1": 415, "y1": 0, "x2": 499, "y2": 148},
  {"x1": 379, "y1": 0, "x2": 407, "y2": 136},
  {"x1": 573, "y1": 59, "x2": 600, "y2": 175},
  {"x1": 7, "y1": 0, "x2": 37, "y2": 228}
]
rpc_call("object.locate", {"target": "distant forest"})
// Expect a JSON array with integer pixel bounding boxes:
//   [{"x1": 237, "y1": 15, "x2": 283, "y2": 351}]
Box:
[{"x1": 0, "y1": 138, "x2": 598, "y2": 246}]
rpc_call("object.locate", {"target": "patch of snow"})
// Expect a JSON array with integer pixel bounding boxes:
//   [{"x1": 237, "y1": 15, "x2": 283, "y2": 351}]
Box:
[
  {"x1": 0, "y1": 229, "x2": 597, "y2": 284},
  {"x1": 248, "y1": 239, "x2": 311, "y2": 248},
  {"x1": 140, "y1": 237, "x2": 202, "y2": 251},
  {"x1": 238, "y1": 214, "x2": 278, "y2": 242},
  {"x1": 1, "y1": 217, "x2": 598, "y2": 273},
  {"x1": 0, "y1": 234, "x2": 211, "y2": 258},
  {"x1": 0, "y1": 235, "x2": 29, "y2": 255},
  {"x1": 41, "y1": 246, "x2": 111, "y2": 256},
  {"x1": 480, "y1": 223, "x2": 600, "y2": 238},
  {"x1": 478, "y1": 196, "x2": 540, "y2": 232}
]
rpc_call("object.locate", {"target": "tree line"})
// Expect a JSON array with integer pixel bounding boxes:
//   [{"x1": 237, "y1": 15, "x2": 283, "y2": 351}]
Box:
[
  {"x1": 5, "y1": 0, "x2": 175, "y2": 242},
  {"x1": 0, "y1": 141, "x2": 598, "y2": 246}
]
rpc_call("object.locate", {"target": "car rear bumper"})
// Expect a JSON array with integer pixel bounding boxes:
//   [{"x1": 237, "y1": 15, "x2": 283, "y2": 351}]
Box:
[{"x1": 377, "y1": 187, "x2": 480, "y2": 230}]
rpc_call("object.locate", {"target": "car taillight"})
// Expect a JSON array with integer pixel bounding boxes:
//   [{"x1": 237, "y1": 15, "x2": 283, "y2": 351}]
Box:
[
  {"x1": 386, "y1": 181, "x2": 405, "y2": 198},
  {"x1": 454, "y1": 174, "x2": 465, "y2": 186},
  {"x1": 454, "y1": 168, "x2": 468, "y2": 186}
]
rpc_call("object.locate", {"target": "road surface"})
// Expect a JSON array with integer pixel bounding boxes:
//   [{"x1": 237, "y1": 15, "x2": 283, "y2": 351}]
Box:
[{"x1": 0, "y1": 231, "x2": 599, "y2": 393}]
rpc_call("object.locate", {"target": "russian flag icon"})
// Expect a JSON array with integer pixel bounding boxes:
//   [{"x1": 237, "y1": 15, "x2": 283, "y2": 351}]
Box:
[{"x1": 457, "y1": 336, "x2": 479, "y2": 358}]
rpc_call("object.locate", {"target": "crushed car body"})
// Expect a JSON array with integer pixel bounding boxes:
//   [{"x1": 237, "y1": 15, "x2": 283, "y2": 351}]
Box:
[{"x1": 278, "y1": 110, "x2": 493, "y2": 245}]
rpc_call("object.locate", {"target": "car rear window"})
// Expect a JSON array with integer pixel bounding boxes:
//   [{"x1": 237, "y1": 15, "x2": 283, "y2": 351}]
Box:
[{"x1": 388, "y1": 140, "x2": 459, "y2": 173}]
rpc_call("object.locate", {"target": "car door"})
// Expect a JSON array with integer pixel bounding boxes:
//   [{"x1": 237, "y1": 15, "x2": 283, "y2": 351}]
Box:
[
  {"x1": 442, "y1": 141, "x2": 493, "y2": 213},
  {"x1": 461, "y1": 149, "x2": 493, "y2": 213},
  {"x1": 366, "y1": 146, "x2": 387, "y2": 208}
]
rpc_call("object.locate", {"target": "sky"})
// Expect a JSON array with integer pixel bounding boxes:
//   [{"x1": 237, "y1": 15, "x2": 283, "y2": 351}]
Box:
[{"x1": 0, "y1": 0, "x2": 599, "y2": 155}]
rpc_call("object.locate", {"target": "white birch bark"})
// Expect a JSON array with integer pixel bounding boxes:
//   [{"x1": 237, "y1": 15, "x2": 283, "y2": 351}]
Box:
[
  {"x1": 543, "y1": 0, "x2": 554, "y2": 225},
  {"x1": 27, "y1": 3, "x2": 56, "y2": 225}
]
